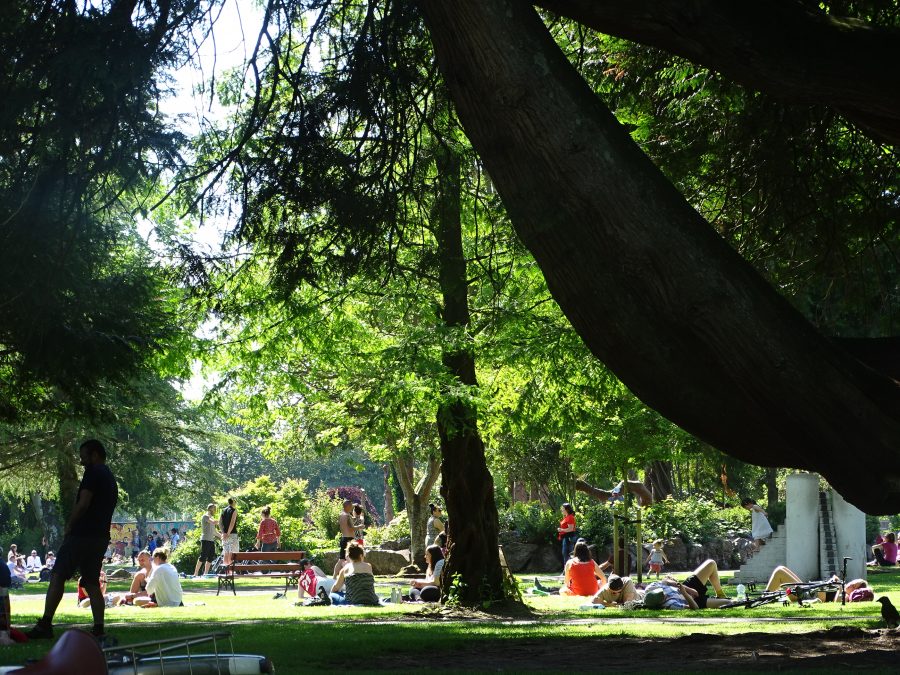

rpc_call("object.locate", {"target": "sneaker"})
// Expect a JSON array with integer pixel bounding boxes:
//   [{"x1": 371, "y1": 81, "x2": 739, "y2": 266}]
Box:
[
  {"x1": 316, "y1": 586, "x2": 331, "y2": 605},
  {"x1": 26, "y1": 623, "x2": 53, "y2": 640}
]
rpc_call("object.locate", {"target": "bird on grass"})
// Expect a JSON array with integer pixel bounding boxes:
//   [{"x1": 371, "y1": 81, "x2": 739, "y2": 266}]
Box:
[{"x1": 876, "y1": 596, "x2": 899, "y2": 628}]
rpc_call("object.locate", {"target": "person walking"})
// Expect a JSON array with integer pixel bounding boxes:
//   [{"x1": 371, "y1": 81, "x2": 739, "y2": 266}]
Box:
[{"x1": 27, "y1": 440, "x2": 118, "y2": 641}]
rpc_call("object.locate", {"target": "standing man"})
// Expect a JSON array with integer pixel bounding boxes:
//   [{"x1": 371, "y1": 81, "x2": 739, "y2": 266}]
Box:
[
  {"x1": 194, "y1": 503, "x2": 219, "y2": 577},
  {"x1": 220, "y1": 497, "x2": 239, "y2": 567},
  {"x1": 334, "y1": 500, "x2": 355, "y2": 575},
  {"x1": 27, "y1": 439, "x2": 118, "y2": 641}
]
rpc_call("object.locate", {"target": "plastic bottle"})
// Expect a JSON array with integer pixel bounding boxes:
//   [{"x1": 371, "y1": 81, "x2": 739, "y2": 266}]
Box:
[{"x1": 736, "y1": 583, "x2": 746, "y2": 600}]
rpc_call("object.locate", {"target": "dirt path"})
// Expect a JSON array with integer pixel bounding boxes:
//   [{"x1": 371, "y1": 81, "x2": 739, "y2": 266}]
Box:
[{"x1": 367, "y1": 626, "x2": 900, "y2": 671}]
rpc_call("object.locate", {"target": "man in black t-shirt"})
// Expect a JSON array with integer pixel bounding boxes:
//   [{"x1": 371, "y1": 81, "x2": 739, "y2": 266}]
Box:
[{"x1": 27, "y1": 439, "x2": 118, "y2": 642}]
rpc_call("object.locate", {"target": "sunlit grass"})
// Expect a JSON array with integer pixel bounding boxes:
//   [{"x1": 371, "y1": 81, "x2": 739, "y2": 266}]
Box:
[{"x1": 3, "y1": 569, "x2": 897, "y2": 673}]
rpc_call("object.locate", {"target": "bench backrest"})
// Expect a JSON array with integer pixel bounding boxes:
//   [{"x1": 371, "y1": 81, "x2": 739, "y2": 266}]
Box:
[{"x1": 231, "y1": 551, "x2": 305, "y2": 563}]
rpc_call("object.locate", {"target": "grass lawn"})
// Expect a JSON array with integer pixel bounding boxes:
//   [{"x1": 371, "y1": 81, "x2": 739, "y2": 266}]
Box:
[{"x1": 3, "y1": 569, "x2": 898, "y2": 673}]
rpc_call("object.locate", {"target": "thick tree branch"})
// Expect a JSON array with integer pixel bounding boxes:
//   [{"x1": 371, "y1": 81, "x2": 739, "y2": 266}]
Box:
[
  {"x1": 535, "y1": 0, "x2": 900, "y2": 145},
  {"x1": 419, "y1": 0, "x2": 900, "y2": 512}
]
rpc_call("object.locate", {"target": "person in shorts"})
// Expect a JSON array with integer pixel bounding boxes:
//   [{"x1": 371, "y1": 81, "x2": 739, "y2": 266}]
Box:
[
  {"x1": 27, "y1": 439, "x2": 118, "y2": 641},
  {"x1": 334, "y1": 500, "x2": 355, "y2": 575},
  {"x1": 220, "y1": 497, "x2": 239, "y2": 566},
  {"x1": 676, "y1": 559, "x2": 730, "y2": 609},
  {"x1": 194, "y1": 503, "x2": 219, "y2": 576}
]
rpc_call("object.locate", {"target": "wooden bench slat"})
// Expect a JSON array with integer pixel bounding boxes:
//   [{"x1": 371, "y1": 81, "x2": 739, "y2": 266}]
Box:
[{"x1": 216, "y1": 551, "x2": 308, "y2": 596}]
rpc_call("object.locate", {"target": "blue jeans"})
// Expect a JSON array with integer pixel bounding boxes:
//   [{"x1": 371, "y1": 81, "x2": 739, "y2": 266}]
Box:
[
  {"x1": 330, "y1": 591, "x2": 348, "y2": 605},
  {"x1": 561, "y1": 534, "x2": 576, "y2": 565}
]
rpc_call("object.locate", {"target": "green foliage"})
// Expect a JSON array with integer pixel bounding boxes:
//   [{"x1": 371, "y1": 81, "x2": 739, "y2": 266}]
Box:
[
  {"x1": 643, "y1": 496, "x2": 748, "y2": 544},
  {"x1": 498, "y1": 502, "x2": 559, "y2": 546},
  {"x1": 365, "y1": 510, "x2": 410, "y2": 546},
  {"x1": 308, "y1": 489, "x2": 345, "y2": 541},
  {"x1": 576, "y1": 501, "x2": 614, "y2": 549}
]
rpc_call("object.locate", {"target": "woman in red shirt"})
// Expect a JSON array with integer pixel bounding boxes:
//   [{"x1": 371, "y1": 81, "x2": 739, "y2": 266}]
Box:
[
  {"x1": 255, "y1": 506, "x2": 281, "y2": 552},
  {"x1": 558, "y1": 502, "x2": 577, "y2": 568}
]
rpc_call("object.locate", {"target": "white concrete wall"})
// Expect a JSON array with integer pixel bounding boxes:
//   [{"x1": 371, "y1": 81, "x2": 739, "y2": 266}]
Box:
[
  {"x1": 831, "y1": 489, "x2": 867, "y2": 581},
  {"x1": 786, "y1": 472, "x2": 820, "y2": 581}
]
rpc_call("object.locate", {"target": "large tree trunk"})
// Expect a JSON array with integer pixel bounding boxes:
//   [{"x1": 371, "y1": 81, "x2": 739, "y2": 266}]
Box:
[
  {"x1": 645, "y1": 460, "x2": 675, "y2": 501},
  {"x1": 534, "y1": 0, "x2": 900, "y2": 145},
  {"x1": 433, "y1": 138, "x2": 505, "y2": 606},
  {"x1": 418, "y1": 0, "x2": 900, "y2": 513}
]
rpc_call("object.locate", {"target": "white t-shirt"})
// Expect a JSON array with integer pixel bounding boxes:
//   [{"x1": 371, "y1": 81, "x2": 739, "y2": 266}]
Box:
[
  {"x1": 26, "y1": 555, "x2": 42, "y2": 570},
  {"x1": 146, "y1": 562, "x2": 183, "y2": 607}
]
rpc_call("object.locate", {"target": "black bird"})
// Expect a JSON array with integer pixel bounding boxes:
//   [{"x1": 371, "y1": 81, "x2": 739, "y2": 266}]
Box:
[{"x1": 877, "y1": 596, "x2": 899, "y2": 628}]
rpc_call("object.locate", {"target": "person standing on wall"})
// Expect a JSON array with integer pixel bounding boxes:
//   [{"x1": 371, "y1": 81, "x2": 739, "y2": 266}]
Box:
[{"x1": 27, "y1": 440, "x2": 118, "y2": 642}]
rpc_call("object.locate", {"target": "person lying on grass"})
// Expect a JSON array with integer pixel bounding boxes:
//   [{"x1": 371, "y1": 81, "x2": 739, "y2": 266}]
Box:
[
  {"x1": 329, "y1": 541, "x2": 380, "y2": 606},
  {"x1": 297, "y1": 559, "x2": 336, "y2": 603},
  {"x1": 591, "y1": 573, "x2": 640, "y2": 606},
  {"x1": 765, "y1": 565, "x2": 870, "y2": 602},
  {"x1": 641, "y1": 559, "x2": 731, "y2": 610},
  {"x1": 534, "y1": 541, "x2": 607, "y2": 597}
]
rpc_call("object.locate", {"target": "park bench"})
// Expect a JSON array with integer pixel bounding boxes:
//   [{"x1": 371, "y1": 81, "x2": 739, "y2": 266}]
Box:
[{"x1": 216, "y1": 550, "x2": 306, "y2": 596}]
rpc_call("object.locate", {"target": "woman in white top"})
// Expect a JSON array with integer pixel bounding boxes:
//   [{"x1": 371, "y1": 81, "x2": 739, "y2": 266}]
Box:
[
  {"x1": 25, "y1": 551, "x2": 42, "y2": 572},
  {"x1": 409, "y1": 545, "x2": 444, "y2": 602}
]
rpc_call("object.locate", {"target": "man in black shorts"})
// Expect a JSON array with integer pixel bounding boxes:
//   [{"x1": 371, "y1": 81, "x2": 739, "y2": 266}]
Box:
[
  {"x1": 27, "y1": 439, "x2": 118, "y2": 641},
  {"x1": 194, "y1": 503, "x2": 219, "y2": 577}
]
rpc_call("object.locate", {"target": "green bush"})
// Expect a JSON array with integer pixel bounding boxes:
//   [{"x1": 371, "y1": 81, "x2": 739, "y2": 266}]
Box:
[
  {"x1": 499, "y1": 502, "x2": 559, "y2": 546},
  {"x1": 308, "y1": 489, "x2": 345, "y2": 540},
  {"x1": 576, "y1": 501, "x2": 614, "y2": 549},
  {"x1": 169, "y1": 527, "x2": 202, "y2": 574},
  {"x1": 365, "y1": 510, "x2": 410, "y2": 546},
  {"x1": 643, "y1": 496, "x2": 749, "y2": 544}
]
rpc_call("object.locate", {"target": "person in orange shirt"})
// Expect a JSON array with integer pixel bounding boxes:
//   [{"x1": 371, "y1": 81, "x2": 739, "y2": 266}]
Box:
[{"x1": 557, "y1": 503, "x2": 577, "y2": 569}]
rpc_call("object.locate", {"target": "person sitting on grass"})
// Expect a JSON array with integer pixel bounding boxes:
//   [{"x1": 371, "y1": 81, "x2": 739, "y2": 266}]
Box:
[
  {"x1": 409, "y1": 545, "x2": 445, "y2": 602},
  {"x1": 535, "y1": 541, "x2": 607, "y2": 597},
  {"x1": 765, "y1": 565, "x2": 870, "y2": 602},
  {"x1": 297, "y1": 559, "x2": 336, "y2": 604},
  {"x1": 25, "y1": 550, "x2": 42, "y2": 574},
  {"x1": 869, "y1": 532, "x2": 897, "y2": 567},
  {"x1": 38, "y1": 552, "x2": 55, "y2": 582},
  {"x1": 329, "y1": 541, "x2": 380, "y2": 606},
  {"x1": 143, "y1": 549, "x2": 184, "y2": 608},
  {"x1": 77, "y1": 570, "x2": 111, "y2": 608},
  {"x1": 112, "y1": 550, "x2": 153, "y2": 606},
  {"x1": 591, "y1": 573, "x2": 640, "y2": 606}
]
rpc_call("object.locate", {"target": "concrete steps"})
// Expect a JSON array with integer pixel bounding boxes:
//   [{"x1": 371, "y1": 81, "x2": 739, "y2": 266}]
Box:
[{"x1": 731, "y1": 526, "x2": 787, "y2": 585}]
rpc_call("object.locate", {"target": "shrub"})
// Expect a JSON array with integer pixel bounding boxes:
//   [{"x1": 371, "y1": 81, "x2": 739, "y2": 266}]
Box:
[
  {"x1": 365, "y1": 510, "x2": 410, "y2": 546},
  {"x1": 499, "y1": 502, "x2": 559, "y2": 546},
  {"x1": 643, "y1": 496, "x2": 750, "y2": 544},
  {"x1": 309, "y1": 489, "x2": 345, "y2": 540},
  {"x1": 576, "y1": 501, "x2": 614, "y2": 549}
]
